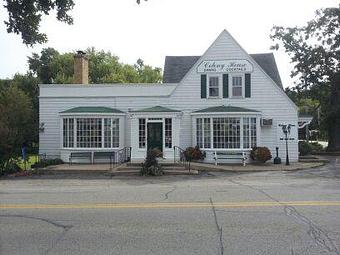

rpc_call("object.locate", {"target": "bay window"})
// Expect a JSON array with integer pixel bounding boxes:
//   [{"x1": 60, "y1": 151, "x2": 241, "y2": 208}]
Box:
[
  {"x1": 62, "y1": 117, "x2": 120, "y2": 149},
  {"x1": 196, "y1": 117, "x2": 257, "y2": 149}
]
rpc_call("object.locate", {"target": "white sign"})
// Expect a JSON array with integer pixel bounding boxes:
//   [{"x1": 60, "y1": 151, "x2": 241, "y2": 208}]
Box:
[{"x1": 197, "y1": 59, "x2": 253, "y2": 73}]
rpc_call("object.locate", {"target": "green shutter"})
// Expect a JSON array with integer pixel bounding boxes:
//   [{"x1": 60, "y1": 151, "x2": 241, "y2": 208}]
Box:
[
  {"x1": 201, "y1": 74, "x2": 207, "y2": 98},
  {"x1": 223, "y1": 74, "x2": 229, "y2": 98},
  {"x1": 245, "y1": 73, "x2": 251, "y2": 98}
]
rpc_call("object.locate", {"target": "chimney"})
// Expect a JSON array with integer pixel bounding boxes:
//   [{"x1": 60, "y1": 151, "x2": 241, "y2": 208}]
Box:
[{"x1": 74, "y1": 50, "x2": 89, "y2": 84}]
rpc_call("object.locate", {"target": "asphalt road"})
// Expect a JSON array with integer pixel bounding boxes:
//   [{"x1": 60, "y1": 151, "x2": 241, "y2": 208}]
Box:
[{"x1": 1, "y1": 157, "x2": 340, "y2": 255}]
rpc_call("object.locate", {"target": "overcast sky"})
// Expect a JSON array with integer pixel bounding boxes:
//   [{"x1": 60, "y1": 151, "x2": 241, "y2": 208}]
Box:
[{"x1": 0, "y1": 0, "x2": 338, "y2": 87}]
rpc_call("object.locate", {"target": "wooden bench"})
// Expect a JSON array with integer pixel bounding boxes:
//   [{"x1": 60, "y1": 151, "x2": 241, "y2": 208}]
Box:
[
  {"x1": 93, "y1": 151, "x2": 115, "y2": 164},
  {"x1": 69, "y1": 152, "x2": 92, "y2": 165},
  {"x1": 214, "y1": 151, "x2": 247, "y2": 166}
]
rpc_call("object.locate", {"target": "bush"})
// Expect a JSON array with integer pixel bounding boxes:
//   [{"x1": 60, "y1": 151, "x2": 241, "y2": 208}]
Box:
[
  {"x1": 140, "y1": 149, "x2": 163, "y2": 176},
  {"x1": 250, "y1": 147, "x2": 272, "y2": 163},
  {"x1": 310, "y1": 142, "x2": 324, "y2": 152},
  {"x1": 184, "y1": 146, "x2": 206, "y2": 161},
  {"x1": 0, "y1": 160, "x2": 21, "y2": 176},
  {"x1": 299, "y1": 141, "x2": 324, "y2": 156},
  {"x1": 31, "y1": 158, "x2": 63, "y2": 169},
  {"x1": 299, "y1": 141, "x2": 312, "y2": 156}
]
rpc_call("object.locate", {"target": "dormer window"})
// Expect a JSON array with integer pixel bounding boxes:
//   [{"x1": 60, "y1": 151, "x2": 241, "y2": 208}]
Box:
[
  {"x1": 232, "y1": 75, "x2": 243, "y2": 97},
  {"x1": 208, "y1": 76, "x2": 219, "y2": 97}
]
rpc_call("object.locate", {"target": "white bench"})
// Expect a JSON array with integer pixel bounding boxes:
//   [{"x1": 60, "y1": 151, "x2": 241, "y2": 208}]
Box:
[{"x1": 213, "y1": 151, "x2": 247, "y2": 166}]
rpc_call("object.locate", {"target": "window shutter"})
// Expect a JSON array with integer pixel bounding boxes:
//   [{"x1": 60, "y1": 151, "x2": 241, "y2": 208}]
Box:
[
  {"x1": 245, "y1": 73, "x2": 251, "y2": 98},
  {"x1": 223, "y1": 74, "x2": 229, "y2": 98},
  {"x1": 201, "y1": 74, "x2": 207, "y2": 98}
]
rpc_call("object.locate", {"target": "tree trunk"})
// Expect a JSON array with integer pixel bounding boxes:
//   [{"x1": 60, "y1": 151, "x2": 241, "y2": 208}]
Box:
[{"x1": 327, "y1": 73, "x2": 340, "y2": 151}]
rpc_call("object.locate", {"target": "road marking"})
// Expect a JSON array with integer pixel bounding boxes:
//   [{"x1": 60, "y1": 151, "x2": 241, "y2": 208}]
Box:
[{"x1": 1, "y1": 201, "x2": 340, "y2": 209}]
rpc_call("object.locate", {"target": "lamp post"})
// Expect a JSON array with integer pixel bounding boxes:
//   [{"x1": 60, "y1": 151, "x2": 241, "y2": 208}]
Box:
[{"x1": 279, "y1": 124, "x2": 295, "y2": 165}]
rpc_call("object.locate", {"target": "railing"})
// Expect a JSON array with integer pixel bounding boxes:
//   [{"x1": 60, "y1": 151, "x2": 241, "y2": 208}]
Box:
[
  {"x1": 173, "y1": 146, "x2": 191, "y2": 171},
  {"x1": 111, "y1": 147, "x2": 132, "y2": 169}
]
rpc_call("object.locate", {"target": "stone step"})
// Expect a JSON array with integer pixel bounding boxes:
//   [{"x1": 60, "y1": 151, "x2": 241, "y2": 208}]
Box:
[{"x1": 116, "y1": 166, "x2": 187, "y2": 171}]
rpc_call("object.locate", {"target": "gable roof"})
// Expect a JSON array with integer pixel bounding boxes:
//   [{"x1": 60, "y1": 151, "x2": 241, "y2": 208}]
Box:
[
  {"x1": 163, "y1": 53, "x2": 283, "y2": 88},
  {"x1": 60, "y1": 106, "x2": 124, "y2": 114},
  {"x1": 131, "y1": 105, "x2": 181, "y2": 113},
  {"x1": 193, "y1": 105, "x2": 259, "y2": 113}
]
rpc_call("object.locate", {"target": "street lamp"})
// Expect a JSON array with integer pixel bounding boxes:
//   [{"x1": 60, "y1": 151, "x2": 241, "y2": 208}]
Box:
[{"x1": 279, "y1": 123, "x2": 295, "y2": 165}]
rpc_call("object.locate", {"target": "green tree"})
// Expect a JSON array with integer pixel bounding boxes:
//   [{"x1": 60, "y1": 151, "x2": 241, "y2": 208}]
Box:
[
  {"x1": 0, "y1": 85, "x2": 34, "y2": 171},
  {"x1": 271, "y1": 5, "x2": 340, "y2": 151},
  {"x1": 28, "y1": 47, "x2": 162, "y2": 84},
  {"x1": 3, "y1": 0, "x2": 147, "y2": 46}
]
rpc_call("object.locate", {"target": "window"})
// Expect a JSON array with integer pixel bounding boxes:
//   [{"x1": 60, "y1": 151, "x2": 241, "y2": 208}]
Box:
[
  {"x1": 209, "y1": 76, "x2": 219, "y2": 97},
  {"x1": 63, "y1": 118, "x2": 74, "y2": 148},
  {"x1": 62, "y1": 117, "x2": 120, "y2": 149},
  {"x1": 196, "y1": 117, "x2": 257, "y2": 149},
  {"x1": 139, "y1": 118, "x2": 146, "y2": 148},
  {"x1": 76, "y1": 118, "x2": 102, "y2": 148},
  {"x1": 112, "y1": 119, "x2": 120, "y2": 148},
  {"x1": 243, "y1": 117, "x2": 257, "y2": 149},
  {"x1": 232, "y1": 76, "x2": 243, "y2": 97},
  {"x1": 104, "y1": 118, "x2": 111, "y2": 148},
  {"x1": 196, "y1": 118, "x2": 211, "y2": 148},
  {"x1": 165, "y1": 118, "x2": 172, "y2": 148},
  {"x1": 213, "y1": 118, "x2": 240, "y2": 149}
]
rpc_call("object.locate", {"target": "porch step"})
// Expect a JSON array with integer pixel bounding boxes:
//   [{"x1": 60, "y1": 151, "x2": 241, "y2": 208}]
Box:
[
  {"x1": 112, "y1": 163, "x2": 197, "y2": 175},
  {"x1": 116, "y1": 165, "x2": 188, "y2": 171}
]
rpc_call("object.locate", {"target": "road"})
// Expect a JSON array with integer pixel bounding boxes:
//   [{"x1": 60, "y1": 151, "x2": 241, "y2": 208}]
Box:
[{"x1": 1, "y1": 157, "x2": 340, "y2": 255}]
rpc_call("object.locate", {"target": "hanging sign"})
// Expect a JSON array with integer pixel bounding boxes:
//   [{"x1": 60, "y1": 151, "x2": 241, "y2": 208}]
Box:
[{"x1": 197, "y1": 59, "x2": 253, "y2": 73}]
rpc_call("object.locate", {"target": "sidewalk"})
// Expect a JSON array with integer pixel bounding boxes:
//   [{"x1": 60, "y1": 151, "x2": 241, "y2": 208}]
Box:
[{"x1": 190, "y1": 161, "x2": 325, "y2": 172}]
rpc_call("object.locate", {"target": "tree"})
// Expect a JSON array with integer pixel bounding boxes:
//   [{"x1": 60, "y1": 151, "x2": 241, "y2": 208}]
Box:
[
  {"x1": 271, "y1": 5, "x2": 340, "y2": 151},
  {"x1": 28, "y1": 47, "x2": 162, "y2": 84},
  {"x1": 3, "y1": 0, "x2": 147, "y2": 46},
  {"x1": 0, "y1": 85, "x2": 34, "y2": 171}
]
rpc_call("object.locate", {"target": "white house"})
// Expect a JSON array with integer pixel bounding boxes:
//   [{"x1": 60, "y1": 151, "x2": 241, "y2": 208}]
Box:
[{"x1": 39, "y1": 30, "x2": 300, "y2": 164}]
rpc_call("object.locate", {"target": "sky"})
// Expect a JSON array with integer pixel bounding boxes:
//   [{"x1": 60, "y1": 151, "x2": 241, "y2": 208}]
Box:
[{"x1": 0, "y1": 0, "x2": 338, "y2": 88}]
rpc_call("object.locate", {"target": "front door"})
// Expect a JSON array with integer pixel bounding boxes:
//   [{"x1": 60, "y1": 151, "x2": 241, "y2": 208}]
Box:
[{"x1": 147, "y1": 122, "x2": 163, "y2": 152}]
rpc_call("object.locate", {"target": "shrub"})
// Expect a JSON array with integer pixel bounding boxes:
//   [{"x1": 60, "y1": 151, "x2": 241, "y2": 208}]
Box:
[
  {"x1": 140, "y1": 149, "x2": 163, "y2": 176},
  {"x1": 299, "y1": 141, "x2": 312, "y2": 156},
  {"x1": 0, "y1": 160, "x2": 21, "y2": 176},
  {"x1": 184, "y1": 146, "x2": 206, "y2": 161},
  {"x1": 250, "y1": 147, "x2": 272, "y2": 163},
  {"x1": 299, "y1": 141, "x2": 324, "y2": 156},
  {"x1": 310, "y1": 142, "x2": 324, "y2": 152},
  {"x1": 31, "y1": 158, "x2": 63, "y2": 169}
]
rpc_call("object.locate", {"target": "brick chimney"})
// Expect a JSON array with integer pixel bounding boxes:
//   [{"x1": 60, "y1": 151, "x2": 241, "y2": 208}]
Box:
[{"x1": 73, "y1": 50, "x2": 89, "y2": 84}]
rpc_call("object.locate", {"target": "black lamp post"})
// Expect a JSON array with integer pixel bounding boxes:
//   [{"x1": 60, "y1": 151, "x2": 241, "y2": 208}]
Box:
[{"x1": 279, "y1": 124, "x2": 295, "y2": 165}]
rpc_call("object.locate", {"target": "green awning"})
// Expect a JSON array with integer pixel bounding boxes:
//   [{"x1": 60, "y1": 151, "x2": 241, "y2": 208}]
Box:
[
  {"x1": 193, "y1": 105, "x2": 259, "y2": 113},
  {"x1": 131, "y1": 106, "x2": 181, "y2": 113},
  {"x1": 60, "y1": 106, "x2": 124, "y2": 114}
]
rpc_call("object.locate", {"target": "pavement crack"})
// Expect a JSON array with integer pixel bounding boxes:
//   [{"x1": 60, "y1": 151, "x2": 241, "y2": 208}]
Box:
[
  {"x1": 209, "y1": 197, "x2": 224, "y2": 255},
  {"x1": 163, "y1": 186, "x2": 176, "y2": 200},
  {"x1": 0, "y1": 214, "x2": 72, "y2": 230},
  {"x1": 227, "y1": 178, "x2": 340, "y2": 255},
  {"x1": 0, "y1": 215, "x2": 73, "y2": 255}
]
